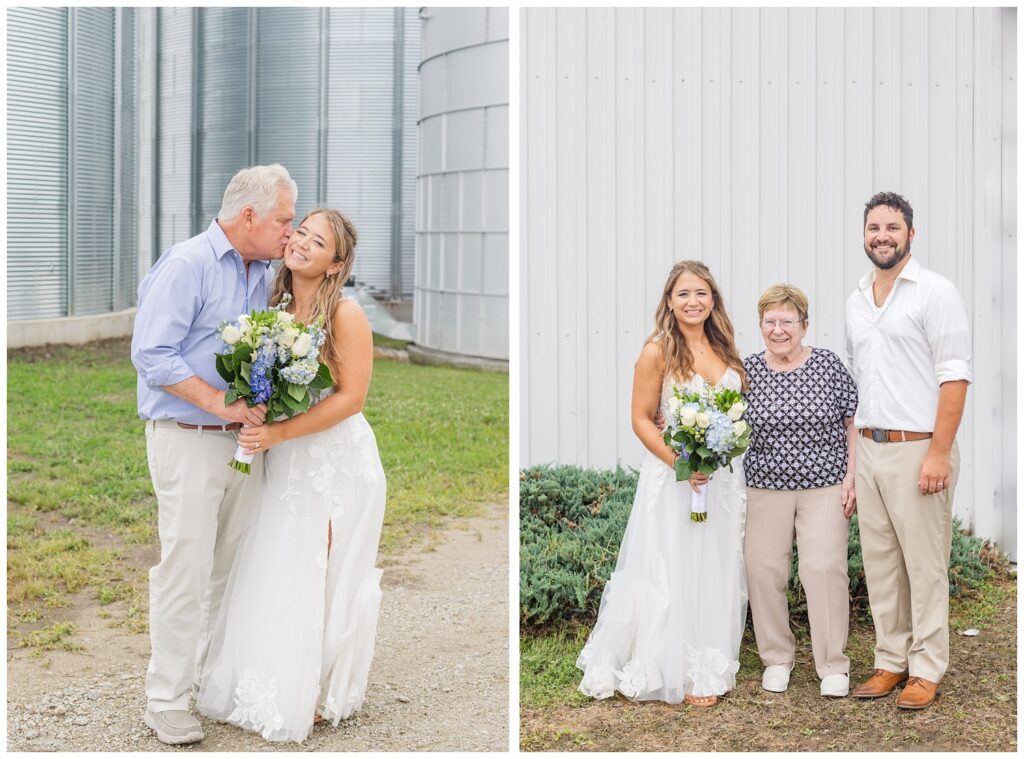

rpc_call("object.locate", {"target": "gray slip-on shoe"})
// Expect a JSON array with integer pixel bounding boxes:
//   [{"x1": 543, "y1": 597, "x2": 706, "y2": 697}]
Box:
[{"x1": 144, "y1": 708, "x2": 204, "y2": 745}]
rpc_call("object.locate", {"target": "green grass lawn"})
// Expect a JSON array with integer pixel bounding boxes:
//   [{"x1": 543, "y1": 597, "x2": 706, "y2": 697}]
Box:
[{"x1": 7, "y1": 338, "x2": 507, "y2": 647}]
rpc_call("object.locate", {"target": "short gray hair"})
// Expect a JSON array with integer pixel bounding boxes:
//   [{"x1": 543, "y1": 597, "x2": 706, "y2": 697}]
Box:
[{"x1": 218, "y1": 164, "x2": 297, "y2": 219}]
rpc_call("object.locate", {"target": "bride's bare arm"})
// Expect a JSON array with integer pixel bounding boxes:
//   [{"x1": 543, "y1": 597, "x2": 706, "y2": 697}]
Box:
[
  {"x1": 239, "y1": 299, "x2": 373, "y2": 452},
  {"x1": 631, "y1": 343, "x2": 677, "y2": 469}
]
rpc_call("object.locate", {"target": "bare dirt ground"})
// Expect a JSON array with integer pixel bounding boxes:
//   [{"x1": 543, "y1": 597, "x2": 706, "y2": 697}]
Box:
[
  {"x1": 521, "y1": 574, "x2": 1017, "y2": 752},
  {"x1": 7, "y1": 502, "x2": 509, "y2": 752}
]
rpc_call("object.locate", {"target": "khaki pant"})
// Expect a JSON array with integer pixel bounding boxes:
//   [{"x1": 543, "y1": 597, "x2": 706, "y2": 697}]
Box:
[
  {"x1": 144, "y1": 420, "x2": 263, "y2": 712},
  {"x1": 856, "y1": 437, "x2": 959, "y2": 683},
  {"x1": 745, "y1": 486, "x2": 851, "y2": 678}
]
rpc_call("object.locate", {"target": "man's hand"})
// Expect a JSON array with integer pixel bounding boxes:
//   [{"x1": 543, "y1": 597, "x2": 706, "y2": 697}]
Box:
[
  {"x1": 918, "y1": 449, "x2": 951, "y2": 495},
  {"x1": 216, "y1": 396, "x2": 267, "y2": 427},
  {"x1": 841, "y1": 473, "x2": 856, "y2": 517}
]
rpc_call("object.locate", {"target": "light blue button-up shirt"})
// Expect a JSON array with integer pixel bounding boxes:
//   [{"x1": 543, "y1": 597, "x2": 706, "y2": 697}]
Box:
[{"x1": 131, "y1": 219, "x2": 275, "y2": 425}]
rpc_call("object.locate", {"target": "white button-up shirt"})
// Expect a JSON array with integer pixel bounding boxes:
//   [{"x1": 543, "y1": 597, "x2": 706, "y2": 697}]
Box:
[{"x1": 845, "y1": 257, "x2": 972, "y2": 432}]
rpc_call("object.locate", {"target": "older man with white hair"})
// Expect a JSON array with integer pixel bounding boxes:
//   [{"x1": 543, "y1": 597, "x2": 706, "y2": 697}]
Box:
[{"x1": 131, "y1": 164, "x2": 296, "y2": 744}]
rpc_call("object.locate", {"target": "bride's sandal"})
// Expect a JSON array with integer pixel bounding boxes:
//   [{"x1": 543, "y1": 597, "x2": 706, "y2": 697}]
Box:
[
  {"x1": 313, "y1": 713, "x2": 326, "y2": 725},
  {"x1": 684, "y1": 694, "x2": 718, "y2": 708}
]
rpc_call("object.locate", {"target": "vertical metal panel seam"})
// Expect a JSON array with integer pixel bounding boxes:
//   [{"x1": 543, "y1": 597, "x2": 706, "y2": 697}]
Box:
[
  {"x1": 392, "y1": 7, "x2": 405, "y2": 298},
  {"x1": 191, "y1": 7, "x2": 201, "y2": 233},
  {"x1": 67, "y1": 8, "x2": 77, "y2": 316},
  {"x1": 248, "y1": 8, "x2": 256, "y2": 165},
  {"x1": 319, "y1": 7, "x2": 329, "y2": 206},
  {"x1": 114, "y1": 8, "x2": 123, "y2": 309},
  {"x1": 153, "y1": 9, "x2": 161, "y2": 262}
]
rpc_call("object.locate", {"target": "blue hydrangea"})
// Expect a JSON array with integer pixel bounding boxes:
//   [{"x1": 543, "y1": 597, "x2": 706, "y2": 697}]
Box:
[
  {"x1": 249, "y1": 344, "x2": 276, "y2": 403},
  {"x1": 281, "y1": 358, "x2": 318, "y2": 386},
  {"x1": 703, "y1": 410, "x2": 735, "y2": 455}
]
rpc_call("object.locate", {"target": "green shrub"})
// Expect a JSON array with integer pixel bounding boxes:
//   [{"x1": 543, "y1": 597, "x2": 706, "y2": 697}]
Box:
[{"x1": 520, "y1": 464, "x2": 1006, "y2": 632}]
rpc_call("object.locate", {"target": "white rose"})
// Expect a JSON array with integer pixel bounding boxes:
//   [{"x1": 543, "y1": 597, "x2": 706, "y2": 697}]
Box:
[
  {"x1": 695, "y1": 412, "x2": 711, "y2": 429},
  {"x1": 279, "y1": 326, "x2": 299, "y2": 349},
  {"x1": 277, "y1": 311, "x2": 295, "y2": 325},
  {"x1": 679, "y1": 407, "x2": 698, "y2": 427},
  {"x1": 221, "y1": 325, "x2": 242, "y2": 345},
  {"x1": 732, "y1": 420, "x2": 749, "y2": 436},
  {"x1": 727, "y1": 402, "x2": 746, "y2": 421},
  {"x1": 291, "y1": 332, "x2": 312, "y2": 358}
]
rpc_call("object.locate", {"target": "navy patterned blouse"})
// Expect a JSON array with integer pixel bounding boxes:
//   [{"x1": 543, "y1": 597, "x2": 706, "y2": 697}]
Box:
[{"x1": 742, "y1": 347, "x2": 858, "y2": 490}]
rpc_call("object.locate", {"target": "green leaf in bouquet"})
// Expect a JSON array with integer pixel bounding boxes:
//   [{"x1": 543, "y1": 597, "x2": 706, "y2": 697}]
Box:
[
  {"x1": 715, "y1": 388, "x2": 742, "y2": 413},
  {"x1": 672, "y1": 431, "x2": 686, "y2": 443},
  {"x1": 240, "y1": 361, "x2": 252, "y2": 382},
  {"x1": 224, "y1": 388, "x2": 239, "y2": 406},
  {"x1": 697, "y1": 446, "x2": 711, "y2": 459},
  {"x1": 675, "y1": 457, "x2": 693, "y2": 481},
  {"x1": 215, "y1": 354, "x2": 235, "y2": 383},
  {"x1": 698, "y1": 459, "x2": 716, "y2": 475},
  {"x1": 684, "y1": 440, "x2": 696, "y2": 453},
  {"x1": 232, "y1": 343, "x2": 251, "y2": 363},
  {"x1": 281, "y1": 391, "x2": 303, "y2": 413},
  {"x1": 310, "y1": 362, "x2": 334, "y2": 390},
  {"x1": 287, "y1": 382, "x2": 306, "y2": 402},
  {"x1": 234, "y1": 375, "x2": 251, "y2": 395}
]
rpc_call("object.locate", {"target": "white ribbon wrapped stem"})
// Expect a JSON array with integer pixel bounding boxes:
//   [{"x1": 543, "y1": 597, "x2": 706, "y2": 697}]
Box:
[
  {"x1": 690, "y1": 482, "x2": 708, "y2": 522},
  {"x1": 229, "y1": 425, "x2": 256, "y2": 474}
]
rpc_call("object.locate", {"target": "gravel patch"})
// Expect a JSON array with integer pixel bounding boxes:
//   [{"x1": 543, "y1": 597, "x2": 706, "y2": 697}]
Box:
[{"x1": 7, "y1": 504, "x2": 509, "y2": 752}]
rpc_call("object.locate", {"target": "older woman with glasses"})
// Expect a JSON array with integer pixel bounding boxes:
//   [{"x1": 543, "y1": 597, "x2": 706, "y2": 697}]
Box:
[{"x1": 742, "y1": 285, "x2": 858, "y2": 698}]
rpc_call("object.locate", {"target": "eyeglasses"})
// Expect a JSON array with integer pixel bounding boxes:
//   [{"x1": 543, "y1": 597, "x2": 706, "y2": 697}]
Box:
[{"x1": 760, "y1": 319, "x2": 801, "y2": 330}]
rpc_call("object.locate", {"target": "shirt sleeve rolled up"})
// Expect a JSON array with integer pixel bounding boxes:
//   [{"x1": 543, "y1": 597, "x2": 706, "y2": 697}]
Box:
[{"x1": 923, "y1": 282, "x2": 973, "y2": 386}]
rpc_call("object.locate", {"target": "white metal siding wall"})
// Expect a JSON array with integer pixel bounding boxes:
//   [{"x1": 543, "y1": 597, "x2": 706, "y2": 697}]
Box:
[
  {"x1": 522, "y1": 7, "x2": 1016, "y2": 555},
  {"x1": 416, "y1": 7, "x2": 510, "y2": 359},
  {"x1": 8, "y1": 8, "x2": 68, "y2": 319}
]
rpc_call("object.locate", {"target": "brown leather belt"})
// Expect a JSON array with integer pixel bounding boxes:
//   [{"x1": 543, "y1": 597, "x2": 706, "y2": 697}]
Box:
[
  {"x1": 176, "y1": 422, "x2": 243, "y2": 431},
  {"x1": 860, "y1": 428, "x2": 932, "y2": 443}
]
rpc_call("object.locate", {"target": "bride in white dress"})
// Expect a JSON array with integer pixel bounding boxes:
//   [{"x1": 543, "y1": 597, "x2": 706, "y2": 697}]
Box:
[
  {"x1": 577, "y1": 260, "x2": 748, "y2": 707},
  {"x1": 196, "y1": 209, "x2": 386, "y2": 742}
]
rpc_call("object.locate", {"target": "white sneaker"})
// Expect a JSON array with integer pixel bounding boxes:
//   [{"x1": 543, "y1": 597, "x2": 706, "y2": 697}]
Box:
[
  {"x1": 761, "y1": 663, "x2": 794, "y2": 692},
  {"x1": 820, "y1": 673, "x2": 850, "y2": 697}
]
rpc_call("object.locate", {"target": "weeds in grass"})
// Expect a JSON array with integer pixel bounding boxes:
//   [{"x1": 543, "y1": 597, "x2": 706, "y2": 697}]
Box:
[{"x1": 8, "y1": 339, "x2": 507, "y2": 650}]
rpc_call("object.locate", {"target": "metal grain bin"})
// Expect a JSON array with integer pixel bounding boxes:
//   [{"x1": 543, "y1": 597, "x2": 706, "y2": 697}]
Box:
[{"x1": 414, "y1": 7, "x2": 509, "y2": 361}]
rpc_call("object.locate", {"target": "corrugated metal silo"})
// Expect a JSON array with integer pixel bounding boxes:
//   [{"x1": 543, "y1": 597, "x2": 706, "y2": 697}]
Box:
[
  {"x1": 415, "y1": 7, "x2": 509, "y2": 361},
  {"x1": 8, "y1": 7, "x2": 68, "y2": 320},
  {"x1": 196, "y1": 7, "x2": 252, "y2": 223},
  {"x1": 7, "y1": 7, "x2": 137, "y2": 320}
]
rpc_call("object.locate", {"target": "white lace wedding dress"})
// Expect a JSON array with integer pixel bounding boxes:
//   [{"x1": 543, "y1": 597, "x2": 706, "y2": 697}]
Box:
[
  {"x1": 577, "y1": 369, "x2": 748, "y2": 702},
  {"x1": 196, "y1": 395, "x2": 386, "y2": 742}
]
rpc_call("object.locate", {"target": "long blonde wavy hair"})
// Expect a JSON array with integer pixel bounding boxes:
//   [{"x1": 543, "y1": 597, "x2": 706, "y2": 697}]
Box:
[
  {"x1": 269, "y1": 208, "x2": 358, "y2": 371},
  {"x1": 646, "y1": 260, "x2": 748, "y2": 391}
]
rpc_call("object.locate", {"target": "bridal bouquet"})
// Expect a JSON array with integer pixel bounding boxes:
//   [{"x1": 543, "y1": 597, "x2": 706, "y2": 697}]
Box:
[
  {"x1": 662, "y1": 385, "x2": 751, "y2": 522},
  {"x1": 215, "y1": 294, "x2": 334, "y2": 473}
]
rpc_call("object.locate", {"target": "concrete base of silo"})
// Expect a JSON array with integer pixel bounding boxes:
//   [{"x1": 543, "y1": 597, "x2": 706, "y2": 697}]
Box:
[{"x1": 407, "y1": 344, "x2": 508, "y2": 373}]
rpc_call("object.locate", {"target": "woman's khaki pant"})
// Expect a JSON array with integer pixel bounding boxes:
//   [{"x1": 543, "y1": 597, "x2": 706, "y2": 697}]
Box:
[{"x1": 744, "y1": 485, "x2": 851, "y2": 678}]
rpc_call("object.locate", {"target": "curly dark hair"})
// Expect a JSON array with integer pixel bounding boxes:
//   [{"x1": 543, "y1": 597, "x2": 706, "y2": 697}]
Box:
[{"x1": 863, "y1": 191, "x2": 914, "y2": 230}]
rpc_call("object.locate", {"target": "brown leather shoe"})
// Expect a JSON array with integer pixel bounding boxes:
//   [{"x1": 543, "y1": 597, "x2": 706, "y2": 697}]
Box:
[
  {"x1": 851, "y1": 669, "x2": 909, "y2": 698},
  {"x1": 896, "y1": 677, "x2": 940, "y2": 709}
]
